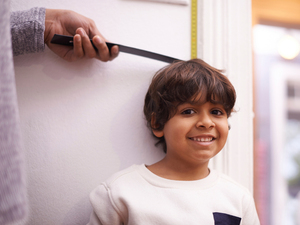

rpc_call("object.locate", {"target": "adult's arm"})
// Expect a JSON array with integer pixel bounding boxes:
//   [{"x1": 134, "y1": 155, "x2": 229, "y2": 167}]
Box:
[
  {"x1": 0, "y1": 2, "x2": 28, "y2": 225},
  {"x1": 10, "y1": 7, "x2": 46, "y2": 56},
  {"x1": 10, "y1": 7, "x2": 119, "y2": 61}
]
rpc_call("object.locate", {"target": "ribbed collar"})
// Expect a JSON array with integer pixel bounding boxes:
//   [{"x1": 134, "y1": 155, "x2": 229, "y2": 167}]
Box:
[{"x1": 136, "y1": 164, "x2": 219, "y2": 190}]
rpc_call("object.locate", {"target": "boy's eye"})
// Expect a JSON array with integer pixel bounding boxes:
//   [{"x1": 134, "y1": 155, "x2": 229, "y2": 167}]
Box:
[
  {"x1": 181, "y1": 109, "x2": 196, "y2": 115},
  {"x1": 211, "y1": 109, "x2": 223, "y2": 115}
]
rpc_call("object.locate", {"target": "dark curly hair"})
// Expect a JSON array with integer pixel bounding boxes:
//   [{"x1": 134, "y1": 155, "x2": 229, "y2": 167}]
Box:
[{"x1": 143, "y1": 58, "x2": 236, "y2": 153}]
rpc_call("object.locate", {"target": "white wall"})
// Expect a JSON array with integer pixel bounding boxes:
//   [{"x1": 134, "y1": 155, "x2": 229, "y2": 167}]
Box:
[{"x1": 11, "y1": 0, "x2": 253, "y2": 224}]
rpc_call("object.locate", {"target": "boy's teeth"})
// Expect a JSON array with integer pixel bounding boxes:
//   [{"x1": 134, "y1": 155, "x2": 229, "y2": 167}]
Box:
[{"x1": 192, "y1": 137, "x2": 213, "y2": 142}]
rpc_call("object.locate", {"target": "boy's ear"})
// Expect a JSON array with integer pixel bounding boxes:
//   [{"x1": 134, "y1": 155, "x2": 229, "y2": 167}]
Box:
[{"x1": 151, "y1": 114, "x2": 164, "y2": 138}]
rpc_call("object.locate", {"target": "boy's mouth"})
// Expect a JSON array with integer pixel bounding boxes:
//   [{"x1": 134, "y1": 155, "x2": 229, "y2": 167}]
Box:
[{"x1": 189, "y1": 137, "x2": 215, "y2": 142}]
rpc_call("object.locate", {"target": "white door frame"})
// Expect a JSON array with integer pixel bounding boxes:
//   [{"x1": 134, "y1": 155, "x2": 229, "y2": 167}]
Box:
[{"x1": 198, "y1": 0, "x2": 254, "y2": 192}]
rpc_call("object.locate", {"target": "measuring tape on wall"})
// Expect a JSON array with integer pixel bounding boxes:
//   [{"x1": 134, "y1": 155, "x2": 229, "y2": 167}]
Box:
[{"x1": 191, "y1": 0, "x2": 197, "y2": 59}]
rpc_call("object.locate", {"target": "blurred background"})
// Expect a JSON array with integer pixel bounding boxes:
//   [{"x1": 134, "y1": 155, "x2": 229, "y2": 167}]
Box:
[{"x1": 252, "y1": 0, "x2": 300, "y2": 224}]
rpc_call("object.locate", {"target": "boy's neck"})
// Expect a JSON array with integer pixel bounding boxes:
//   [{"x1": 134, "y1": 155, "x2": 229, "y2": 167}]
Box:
[{"x1": 146, "y1": 157, "x2": 210, "y2": 181}]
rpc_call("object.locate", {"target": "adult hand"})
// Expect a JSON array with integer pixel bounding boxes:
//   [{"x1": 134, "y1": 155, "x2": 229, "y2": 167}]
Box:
[{"x1": 44, "y1": 9, "x2": 119, "y2": 62}]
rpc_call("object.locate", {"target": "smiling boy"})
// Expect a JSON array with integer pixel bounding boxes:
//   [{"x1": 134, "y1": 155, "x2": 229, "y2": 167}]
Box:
[
  {"x1": 87, "y1": 59, "x2": 260, "y2": 225},
  {"x1": 147, "y1": 100, "x2": 229, "y2": 181}
]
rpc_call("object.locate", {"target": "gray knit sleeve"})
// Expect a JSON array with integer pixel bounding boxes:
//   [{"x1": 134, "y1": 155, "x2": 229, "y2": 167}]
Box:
[{"x1": 10, "y1": 7, "x2": 46, "y2": 56}]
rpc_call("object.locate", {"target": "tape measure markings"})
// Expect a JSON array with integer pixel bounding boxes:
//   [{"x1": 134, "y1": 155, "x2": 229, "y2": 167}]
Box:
[{"x1": 191, "y1": 0, "x2": 197, "y2": 59}]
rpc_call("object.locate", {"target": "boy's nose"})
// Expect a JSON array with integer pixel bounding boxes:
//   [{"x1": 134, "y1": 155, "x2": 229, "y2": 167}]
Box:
[{"x1": 196, "y1": 114, "x2": 215, "y2": 129}]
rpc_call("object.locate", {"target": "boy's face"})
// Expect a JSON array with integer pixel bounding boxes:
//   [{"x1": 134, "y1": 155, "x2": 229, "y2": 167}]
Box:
[{"x1": 153, "y1": 100, "x2": 229, "y2": 168}]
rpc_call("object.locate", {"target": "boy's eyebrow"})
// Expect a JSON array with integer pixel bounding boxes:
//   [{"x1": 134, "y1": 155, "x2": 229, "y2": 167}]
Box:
[
  {"x1": 178, "y1": 101, "x2": 225, "y2": 108},
  {"x1": 176, "y1": 102, "x2": 202, "y2": 109}
]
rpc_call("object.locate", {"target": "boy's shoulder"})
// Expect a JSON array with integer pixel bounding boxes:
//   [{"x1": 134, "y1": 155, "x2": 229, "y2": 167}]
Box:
[
  {"x1": 104, "y1": 164, "x2": 141, "y2": 187},
  {"x1": 214, "y1": 171, "x2": 252, "y2": 196}
]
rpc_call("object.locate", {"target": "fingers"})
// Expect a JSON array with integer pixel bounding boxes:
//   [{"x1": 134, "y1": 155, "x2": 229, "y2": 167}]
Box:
[
  {"x1": 76, "y1": 28, "x2": 97, "y2": 59},
  {"x1": 92, "y1": 36, "x2": 110, "y2": 61},
  {"x1": 73, "y1": 34, "x2": 84, "y2": 59},
  {"x1": 92, "y1": 36, "x2": 120, "y2": 62},
  {"x1": 110, "y1": 45, "x2": 120, "y2": 60},
  {"x1": 45, "y1": 9, "x2": 119, "y2": 62},
  {"x1": 75, "y1": 27, "x2": 119, "y2": 62}
]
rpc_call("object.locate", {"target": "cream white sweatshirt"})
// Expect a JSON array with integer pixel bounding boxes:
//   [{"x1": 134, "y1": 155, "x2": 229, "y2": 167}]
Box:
[{"x1": 87, "y1": 164, "x2": 260, "y2": 225}]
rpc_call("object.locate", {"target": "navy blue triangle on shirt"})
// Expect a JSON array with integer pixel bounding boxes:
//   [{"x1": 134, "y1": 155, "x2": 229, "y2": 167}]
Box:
[{"x1": 213, "y1": 212, "x2": 241, "y2": 225}]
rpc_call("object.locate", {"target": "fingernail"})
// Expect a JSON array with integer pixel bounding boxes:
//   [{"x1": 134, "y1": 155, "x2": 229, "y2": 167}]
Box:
[
  {"x1": 93, "y1": 36, "x2": 102, "y2": 44},
  {"x1": 78, "y1": 28, "x2": 86, "y2": 37},
  {"x1": 74, "y1": 34, "x2": 81, "y2": 42}
]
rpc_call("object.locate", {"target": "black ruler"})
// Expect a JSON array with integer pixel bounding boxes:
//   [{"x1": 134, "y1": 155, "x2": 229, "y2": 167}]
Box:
[{"x1": 50, "y1": 34, "x2": 180, "y2": 64}]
